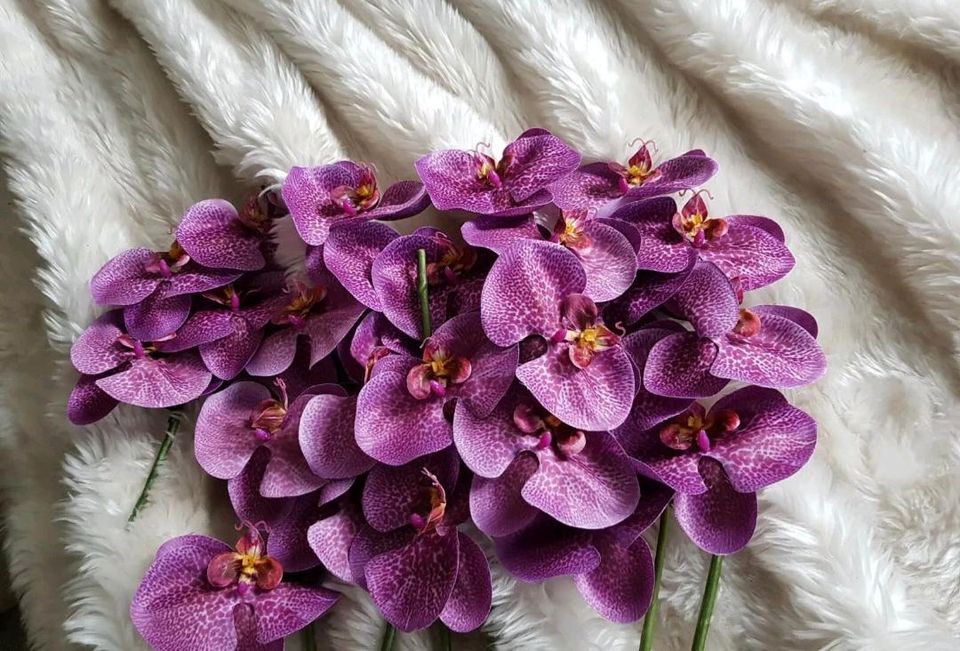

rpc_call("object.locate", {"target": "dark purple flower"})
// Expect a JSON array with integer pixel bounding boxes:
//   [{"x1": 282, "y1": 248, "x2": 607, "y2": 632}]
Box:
[
  {"x1": 194, "y1": 379, "x2": 340, "y2": 497},
  {"x1": 317, "y1": 220, "x2": 399, "y2": 310},
  {"x1": 130, "y1": 524, "x2": 338, "y2": 651},
  {"x1": 176, "y1": 196, "x2": 276, "y2": 272},
  {"x1": 493, "y1": 482, "x2": 671, "y2": 623},
  {"x1": 229, "y1": 448, "x2": 354, "y2": 572},
  {"x1": 90, "y1": 242, "x2": 240, "y2": 341},
  {"x1": 462, "y1": 208, "x2": 637, "y2": 302},
  {"x1": 355, "y1": 311, "x2": 518, "y2": 465},
  {"x1": 372, "y1": 228, "x2": 487, "y2": 339},
  {"x1": 643, "y1": 261, "x2": 826, "y2": 397},
  {"x1": 282, "y1": 162, "x2": 429, "y2": 246},
  {"x1": 244, "y1": 272, "x2": 365, "y2": 377},
  {"x1": 551, "y1": 141, "x2": 717, "y2": 212},
  {"x1": 352, "y1": 450, "x2": 492, "y2": 632},
  {"x1": 454, "y1": 386, "x2": 640, "y2": 531},
  {"x1": 164, "y1": 272, "x2": 289, "y2": 380},
  {"x1": 612, "y1": 193, "x2": 794, "y2": 290},
  {"x1": 68, "y1": 311, "x2": 212, "y2": 419},
  {"x1": 480, "y1": 240, "x2": 635, "y2": 430},
  {"x1": 414, "y1": 129, "x2": 581, "y2": 216},
  {"x1": 620, "y1": 386, "x2": 816, "y2": 554}
]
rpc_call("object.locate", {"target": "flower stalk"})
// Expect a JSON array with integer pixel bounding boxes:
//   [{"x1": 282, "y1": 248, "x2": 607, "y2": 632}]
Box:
[
  {"x1": 379, "y1": 623, "x2": 396, "y2": 651},
  {"x1": 690, "y1": 554, "x2": 723, "y2": 651},
  {"x1": 128, "y1": 409, "x2": 183, "y2": 522},
  {"x1": 417, "y1": 248, "x2": 432, "y2": 338},
  {"x1": 639, "y1": 508, "x2": 670, "y2": 651}
]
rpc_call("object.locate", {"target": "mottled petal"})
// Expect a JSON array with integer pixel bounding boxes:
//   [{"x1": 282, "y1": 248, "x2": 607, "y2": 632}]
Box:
[
  {"x1": 307, "y1": 507, "x2": 360, "y2": 582},
  {"x1": 713, "y1": 314, "x2": 827, "y2": 388},
  {"x1": 469, "y1": 454, "x2": 539, "y2": 537},
  {"x1": 602, "y1": 266, "x2": 693, "y2": 326},
  {"x1": 67, "y1": 373, "x2": 120, "y2": 425},
  {"x1": 452, "y1": 396, "x2": 533, "y2": 478},
  {"x1": 643, "y1": 332, "x2": 729, "y2": 399},
  {"x1": 673, "y1": 458, "x2": 758, "y2": 554},
  {"x1": 177, "y1": 199, "x2": 265, "y2": 271},
  {"x1": 576, "y1": 220, "x2": 637, "y2": 302},
  {"x1": 440, "y1": 533, "x2": 492, "y2": 633},
  {"x1": 698, "y1": 223, "x2": 795, "y2": 290},
  {"x1": 90, "y1": 248, "x2": 160, "y2": 305},
  {"x1": 70, "y1": 311, "x2": 128, "y2": 375},
  {"x1": 199, "y1": 320, "x2": 264, "y2": 380},
  {"x1": 667, "y1": 261, "x2": 740, "y2": 337},
  {"x1": 494, "y1": 516, "x2": 601, "y2": 581},
  {"x1": 550, "y1": 162, "x2": 624, "y2": 211},
  {"x1": 481, "y1": 240, "x2": 586, "y2": 346},
  {"x1": 624, "y1": 152, "x2": 719, "y2": 201},
  {"x1": 194, "y1": 381, "x2": 270, "y2": 480},
  {"x1": 371, "y1": 232, "x2": 447, "y2": 339},
  {"x1": 611, "y1": 197, "x2": 696, "y2": 273},
  {"x1": 362, "y1": 448, "x2": 459, "y2": 532},
  {"x1": 751, "y1": 304, "x2": 818, "y2": 338},
  {"x1": 461, "y1": 214, "x2": 541, "y2": 254},
  {"x1": 522, "y1": 432, "x2": 639, "y2": 529},
  {"x1": 165, "y1": 267, "x2": 241, "y2": 297},
  {"x1": 574, "y1": 531, "x2": 654, "y2": 623},
  {"x1": 96, "y1": 352, "x2": 211, "y2": 408},
  {"x1": 156, "y1": 310, "x2": 236, "y2": 353},
  {"x1": 500, "y1": 132, "x2": 581, "y2": 202},
  {"x1": 364, "y1": 180, "x2": 430, "y2": 221},
  {"x1": 323, "y1": 221, "x2": 399, "y2": 310},
  {"x1": 348, "y1": 526, "x2": 413, "y2": 589},
  {"x1": 516, "y1": 344, "x2": 634, "y2": 431},
  {"x1": 262, "y1": 396, "x2": 326, "y2": 497},
  {"x1": 253, "y1": 582, "x2": 340, "y2": 643},
  {"x1": 246, "y1": 329, "x2": 299, "y2": 377},
  {"x1": 282, "y1": 165, "x2": 354, "y2": 245},
  {"x1": 299, "y1": 392, "x2": 374, "y2": 479},
  {"x1": 365, "y1": 531, "x2": 459, "y2": 632},
  {"x1": 123, "y1": 291, "x2": 192, "y2": 341},
  {"x1": 726, "y1": 214, "x2": 784, "y2": 242}
]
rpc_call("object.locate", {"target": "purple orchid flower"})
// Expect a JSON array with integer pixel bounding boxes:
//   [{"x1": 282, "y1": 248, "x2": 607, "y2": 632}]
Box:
[
  {"x1": 355, "y1": 311, "x2": 518, "y2": 465},
  {"x1": 162, "y1": 272, "x2": 290, "y2": 380},
  {"x1": 317, "y1": 220, "x2": 399, "y2": 310},
  {"x1": 229, "y1": 447, "x2": 354, "y2": 572},
  {"x1": 480, "y1": 240, "x2": 635, "y2": 430},
  {"x1": 611, "y1": 192, "x2": 794, "y2": 291},
  {"x1": 307, "y1": 496, "x2": 365, "y2": 584},
  {"x1": 194, "y1": 379, "x2": 342, "y2": 498},
  {"x1": 90, "y1": 241, "x2": 240, "y2": 341},
  {"x1": 342, "y1": 311, "x2": 416, "y2": 384},
  {"x1": 643, "y1": 261, "x2": 826, "y2": 397},
  {"x1": 462, "y1": 207, "x2": 637, "y2": 302},
  {"x1": 130, "y1": 524, "x2": 338, "y2": 651},
  {"x1": 244, "y1": 270, "x2": 365, "y2": 377},
  {"x1": 282, "y1": 161, "x2": 429, "y2": 246},
  {"x1": 620, "y1": 386, "x2": 816, "y2": 554},
  {"x1": 372, "y1": 227, "x2": 488, "y2": 339},
  {"x1": 351, "y1": 449, "x2": 492, "y2": 632},
  {"x1": 551, "y1": 141, "x2": 717, "y2": 213},
  {"x1": 68, "y1": 310, "x2": 212, "y2": 421},
  {"x1": 176, "y1": 195, "x2": 278, "y2": 272},
  {"x1": 493, "y1": 482, "x2": 672, "y2": 623},
  {"x1": 454, "y1": 385, "x2": 640, "y2": 531},
  {"x1": 414, "y1": 129, "x2": 581, "y2": 216}
]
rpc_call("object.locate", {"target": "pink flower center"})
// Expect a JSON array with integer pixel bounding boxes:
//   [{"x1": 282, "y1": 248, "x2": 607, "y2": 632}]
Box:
[
  {"x1": 733, "y1": 308, "x2": 762, "y2": 337},
  {"x1": 206, "y1": 524, "x2": 283, "y2": 595},
  {"x1": 409, "y1": 469, "x2": 448, "y2": 535},
  {"x1": 203, "y1": 285, "x2": 243, "y2": 312},
  {"x1": 551, "y1": 210, "x2": 594, "y2": 253},
  {"x1": 406, "y1": 344, "x2": 472, "y2": 400},
  {"x1": 658, "y1": 407, "x2": 740, "y2": 452},
  {"x1": 144, "y1": 241, "x2": 190, "y2": 278},
  {"x1": 237, "y1": 193, "x2": 272, "y2": 233},
  {"x1": 673, "y1": 191, "x2": 727, "y2": 247},
  {"x1": 553, "y1": 321, "x2": 621, "y2": 369},
  {"x1": 250, "y1": 379, "x2": 288, "y2": 441},
  {"x1": 272, "y1": 281, "x2": 327, "y2": 328},
  {"x1": 473, "y1": 145, "x2": 506, "y2": 188},
  {"x1": 329, "y1": 165, "x2": 381, "y2": 216},
  {"x1": 609, "y1": 140, "x2": 660, "y2": 193},
  {"x1": 425, "y1": 235, "x2": 477, "y2": 287},
  {"x1": 513, "y1": 403, "x2": 586, "y2": 459}
]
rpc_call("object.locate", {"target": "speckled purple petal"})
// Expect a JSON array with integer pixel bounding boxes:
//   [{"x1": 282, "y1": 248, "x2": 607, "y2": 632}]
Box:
[
  {"x1": 550, "y1": 162, "x2": 624, "y2": 211},
  {"x1": 261, "y1": 395, "x2": 327, "y2": 498},
  {"x1": 706, "y1": 386, "x2": 817, "y2": 492},
  {"x1": 667, "y1": 261, "x2": 739, "y2": 337},
  {"x1": 469, "y1": 453, "x2": 539, "y2": 537},
  {"x1": 355, "y1": 368, "x2": 453, "y2": 465},
  {"x1": 194, "y1": 381, "x2": 269, "y2": 480},
  {"x1": 499, "y1": 132, "x2": 581, "y2": 202},
  {"x1": 494, "y1": 516, "x2": 601, "y2": 581},
  {"x1": 602, "y1": 267, "x2": 694, "y2": 326},
  {"x1": 177, "y1": 199, "x2": 266, "y2": 271},
  {"x1": 165, "y1": 267, "x2": 241, "y2": 297},
  {"x1": 643, "y1": 332, "x2": 729, "y2": 399},
  {"x1": 576, "y1": 220, "x2": 637, "y2": 302},
  {"x1": 516, "y1": 344, "x2": 634, "y2": 431},
  {"x1": 123, "y1": 291, "x2": 192, "y2": 341},
  {"x1": 363, "y1": 180, "x2": 430, "y2": 221},
  {"x1": 522, "y1": 432, "x2": 640, "y2": 529},
  {"x1": 362, "y1": 448, "x2": 459, "y2": 533},
  {"x1": 246, "y1": 329, "x2": 299, "y2": 377},
  {"x1": 96, "y1": 352, "x2": 211, "y2": 408},
  {"x1": 365, "y1": 530, "x2": 459, "y2": 632},
  {"x1": 67, "y1": 373, "x2": 119, "y2": 425},
  {"x1": 415, "y1": 150, "x2": 525, "y2": 216},
  {"x1": 673, "y1": 458, "x2": 758, "y2": 555},
  {"x1": 299, "y1": 393, "x2": 374, "y2": 480},
  {"x1": 440, "y1": 533, "x2": 492, "y2": 633},
  {"x1": 348, "y1": 525, "x2": 412, "y2": 590},
  {"x1": 624, "y1": 153, "x2": 718, "y2": 202},
  {"x1": 156, "y1": 310, "x2": 236, "y2": 353},
  {"x1": 372, "y1": 232, "x2": 446, "y2": 339},
  {"x1": 713, "y1": 313, "x2": 827, "y2": 388},
  {"x1": 235, "y1": 605, "x2": 283, "y2": 651},
  {"x1": 698, "y1": 222, "x2": 795, "y2": 290},
  {"x1": 726, "y1": 215, "x2": 785, "y2": 242},
  {"x1": 90, "y1": 248, "x2": 160, "y2": 305},
  {"x1": 282, "y1": 164, "x2": 356, "y2": 245},
  {"x1": 253, "y1": 582, "x2": 339, "y2": 643},
  {"x1": 627, "y1": 428, "x2": 707, "y2": 495},
  {"x1": 453, "y1": 396, "x2": 533, "y2": 479},
  {"x1": 199, "y1": 320, "x2": 265, "y2": 380},
  {"x1": 70, "y1": 311, "x2": 129, "y2": 375},
  {"x1": 481, "y1": 240, "x2": 585, "y2": 346},
  {"x1": 307, "y1": 506, "x2": 360, "y2": 582},
  {"x1": 574, "y1": 530, "x2": 654, "y2": 623},
  {"x1": 611, "y1": 197, "x2": 695, "y2": 273},
  {"x1": 596, "y1": 217, "x2": 643, "y2": 254},
  {"x1": 751, "y1": 304, "x2": 818, "y2": 338},
  {"x1": 323, "y1": 221, "x2": 399, "y2": 310},
  {"x1": 130, "y1": 535, "x2": 239, "y2": 651},
  {"x1": 461, "y1": 214, "x2": 540, "y2": 255}
]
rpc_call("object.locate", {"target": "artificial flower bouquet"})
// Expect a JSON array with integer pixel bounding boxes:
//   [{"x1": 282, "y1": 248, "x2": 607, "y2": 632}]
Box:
[{"x1": 68, "y1": 128, "x2": 825, "y2": 650}]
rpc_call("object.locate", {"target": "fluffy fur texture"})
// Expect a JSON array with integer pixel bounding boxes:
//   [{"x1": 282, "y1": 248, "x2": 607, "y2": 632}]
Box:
[{"x1": 0, "y1": 0, "x2": 958, "y2": 649}]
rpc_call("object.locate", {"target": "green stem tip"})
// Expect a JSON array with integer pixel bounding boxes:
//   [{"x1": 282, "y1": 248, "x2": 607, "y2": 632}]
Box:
[
  {"x1": 639, "y1": 509, "x2": 670, "y2": 651},
  {"x1": 128, "y1": 409, "x2": 183, "y2": 523},
  {"x1": 416, "y1": 248, "x2": 432, "y2": 338},
  {"x1": 379, "y1": 622, "x2": 396, "y2": 651},
  {"x1": 690, "y1": 554, "x2": 723, "y2": 651}
]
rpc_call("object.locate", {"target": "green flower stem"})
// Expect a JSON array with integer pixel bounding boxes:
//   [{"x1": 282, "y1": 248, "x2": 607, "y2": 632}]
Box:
[
  {"x1": 379, "y1": 623, "x2": 396, "y2": 651},
  {"x1": 639, "y1": 509, "x2": 670, "y2": 651},
  {"x1": 417, "y1": 248, "x2": 432, "y2": 338},
  {"x1": 127, "y1": 409, "x2": 183, "y2": 523},
  {"x1": 690, "y1": 554, "x2": 723, "y2": 651},
  {"x1": 302, "y1": 621, "x2": 316, "y2": 650},
  {"x1": 440, "y1": 623, "x2": 452, "y2": 651}
]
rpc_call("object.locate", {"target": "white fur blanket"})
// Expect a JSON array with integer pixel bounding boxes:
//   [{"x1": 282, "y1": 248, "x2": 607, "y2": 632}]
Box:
[{"x1": 1, "y1": 1, "x2": 959, "y2": 649}]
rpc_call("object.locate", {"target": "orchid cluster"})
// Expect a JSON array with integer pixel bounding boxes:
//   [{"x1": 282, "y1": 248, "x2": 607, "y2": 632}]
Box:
[{"x1": 69, "y1": 129, "x2": 825, "y2": 650}]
